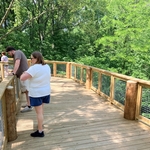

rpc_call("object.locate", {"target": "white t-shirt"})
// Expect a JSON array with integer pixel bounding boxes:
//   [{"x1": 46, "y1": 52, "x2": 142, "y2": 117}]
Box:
[
  {"x1": 26, "y1": 64, "x2": 51, "y2": 97},
  {"x1": 1, "y1": 55, "x2": 8, "y2": 62}
]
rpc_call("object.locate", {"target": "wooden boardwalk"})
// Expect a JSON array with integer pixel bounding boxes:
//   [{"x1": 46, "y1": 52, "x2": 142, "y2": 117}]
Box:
[{"x1": 6, "y1": 77, "x2": 150, "y2": 150}]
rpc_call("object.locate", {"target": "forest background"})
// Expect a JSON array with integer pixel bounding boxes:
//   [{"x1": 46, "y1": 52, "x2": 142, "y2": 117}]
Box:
[{"x1": 0, "y1": 0, "x2": 150, "y2": 80}]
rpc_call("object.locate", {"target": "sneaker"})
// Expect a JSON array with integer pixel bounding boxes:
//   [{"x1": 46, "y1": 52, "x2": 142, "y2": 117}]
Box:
[
  {"x1": 30, "y1": 130, "x2": 44, "y2": 137},
  {"x1": 20, "y1": 106, "x2": 33, "y2": 113}
]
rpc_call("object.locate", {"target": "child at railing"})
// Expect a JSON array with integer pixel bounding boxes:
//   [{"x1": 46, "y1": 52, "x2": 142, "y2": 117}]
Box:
[{"x1": 1, "y1": 51, "x2": 8, "y2": 77}]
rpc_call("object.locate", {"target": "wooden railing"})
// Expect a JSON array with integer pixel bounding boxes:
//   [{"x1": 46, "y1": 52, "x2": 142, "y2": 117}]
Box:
[
  {"x1": 0, "y1": 75, "x2": 21, "y2": 150},
  {"x1": 1, "y1": 60, "x2": 150, "y2": 149},
  {"x1": 0, "y1": 59, "x2": 27, "y2": 150},
  {"x1": 45, "y1": 61, "x2": 150, "y2": 125}
]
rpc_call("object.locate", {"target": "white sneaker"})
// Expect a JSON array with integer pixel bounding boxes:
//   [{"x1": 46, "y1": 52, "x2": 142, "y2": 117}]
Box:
[{"x1": 21, "y1": 106, "x2": 33, "y2": 113}]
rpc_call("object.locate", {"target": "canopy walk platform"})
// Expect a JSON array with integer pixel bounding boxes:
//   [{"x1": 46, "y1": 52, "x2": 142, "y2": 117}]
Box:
[{"x1": 6, "y1": 77, "x2": 150, "y2": 150}]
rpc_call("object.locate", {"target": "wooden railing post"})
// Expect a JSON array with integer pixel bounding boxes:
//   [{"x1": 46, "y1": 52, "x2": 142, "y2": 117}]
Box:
[
  {"x1": 5, "y1": 85, "x2": 17, "y2": 141},
  {"x1": 124, "y1": 80, "x2": 138, "y2": 120},
  {"x1": 86, "y1": 67, "x2": 91, "y2": 89},
  {"x1": 80, "y1": 67, "x2": 83, "y2": 84},
  {"x1": 27, "y1": 59, "x2": 31, "y2": 67},
  {"x1": 110, "y1": 76, "x2": 115, "y2": 103},
  {"x1": 0, "y1": 62, "x2": 4, "y2": 80},
  {"x1": 53, "y1": 62, "x2": 57, "y2": 77},
  {"x1": 97, "y1": 73, "x2": 102, "y2": 94},
  {"x1": 74, "y1": 65, "x2": 77, "y2": 80},
  {"x1": 66, "y1": 62, "x2": 71, "y2": 78}
]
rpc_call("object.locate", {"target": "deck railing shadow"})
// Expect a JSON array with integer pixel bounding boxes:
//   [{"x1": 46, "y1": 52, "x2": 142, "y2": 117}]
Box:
[{"x1": 1, "y1": 59, "x2": 150, "y2": 149}]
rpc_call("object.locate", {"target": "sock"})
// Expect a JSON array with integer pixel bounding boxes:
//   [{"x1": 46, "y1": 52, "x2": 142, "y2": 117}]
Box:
[
  {"x1": 38, "y1": 130, "x2": 43, "y2": 133},
  {"x1": 28, "y1": 106, "x2": 31, "y2": 108}
]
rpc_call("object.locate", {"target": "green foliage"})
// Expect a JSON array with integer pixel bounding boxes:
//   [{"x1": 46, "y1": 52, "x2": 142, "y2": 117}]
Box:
[
  {"x1": 95, "y1": 0, "x2": 150, "y2": 79},
  {"x1": 141, "y1": 88, "x2": 150, "y2": 118},
  {"x1": 101, "y1": 74, "x2": 110, "y2": 96},
  {"x1": 0, "y1": 0, "x2": 150, "y2": 81},
  {"x1": 114, "y1": 79, "x2": 126, "y2": 105},
  {"x1": 75, "y1": 55, "x2": 108, "y2": 69}
]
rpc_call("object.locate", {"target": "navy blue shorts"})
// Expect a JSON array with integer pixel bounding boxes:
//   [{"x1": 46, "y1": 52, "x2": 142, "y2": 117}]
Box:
[{"x1": 29, "y1": 95, "x2": 50, "y2": 106}]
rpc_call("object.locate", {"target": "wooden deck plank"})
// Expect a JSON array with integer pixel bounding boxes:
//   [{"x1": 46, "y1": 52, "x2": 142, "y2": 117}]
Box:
[{"x1": 6, "y1": 77, "x2": 150, "y2": 150}]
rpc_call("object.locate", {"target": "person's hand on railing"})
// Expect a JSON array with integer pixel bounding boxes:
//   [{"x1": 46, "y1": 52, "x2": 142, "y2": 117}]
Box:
[{"x1": 8, "y1": 71, "x2": 15, "y2": 76}]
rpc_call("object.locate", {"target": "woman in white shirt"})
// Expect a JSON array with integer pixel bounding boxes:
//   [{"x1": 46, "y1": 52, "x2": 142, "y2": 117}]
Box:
[{"x1": 20, "y1": 51, "x2": 51, "y2": 137}]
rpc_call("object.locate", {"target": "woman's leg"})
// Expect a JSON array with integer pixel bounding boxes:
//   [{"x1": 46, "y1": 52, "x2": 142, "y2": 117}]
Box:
[{"x1": 34, "y1": 104, "x2": 43, "y2": 132}]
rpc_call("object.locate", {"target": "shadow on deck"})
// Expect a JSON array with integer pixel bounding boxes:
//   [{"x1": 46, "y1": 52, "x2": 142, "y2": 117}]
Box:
[{"x1": 6, "y1": 77, "x2": 150, "y2": 150}]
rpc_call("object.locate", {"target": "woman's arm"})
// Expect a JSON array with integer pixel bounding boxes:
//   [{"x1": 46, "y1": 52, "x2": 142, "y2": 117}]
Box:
[{"x1": 20, "y1": 72, "x2": 32, "y2": 81}]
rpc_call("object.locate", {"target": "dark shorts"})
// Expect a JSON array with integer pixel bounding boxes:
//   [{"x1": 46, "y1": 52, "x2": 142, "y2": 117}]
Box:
[{"x1": 29, "y1": 95, "x2": 50, "y2": 106}]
